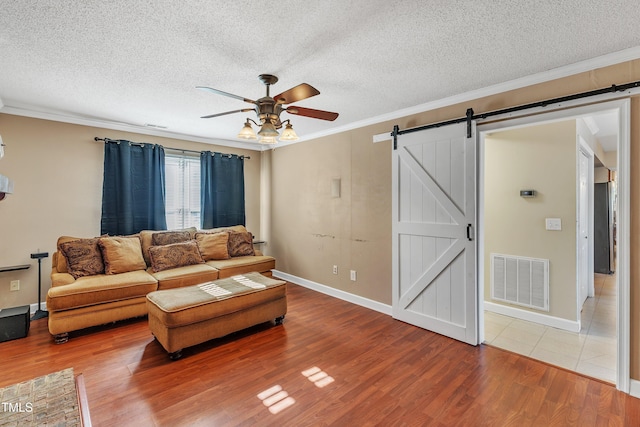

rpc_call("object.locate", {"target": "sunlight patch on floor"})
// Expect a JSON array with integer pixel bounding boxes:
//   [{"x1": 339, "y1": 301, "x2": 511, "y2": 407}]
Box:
[
  {"x1": 302, "y1": 366, "x2": 335, "y2": 388},
  {"x1": 257, "y1": 385, "x2": 296, "y2": 414},
  {"x1": 257, "y1": 366, "x2": 336, "y2": 415}
]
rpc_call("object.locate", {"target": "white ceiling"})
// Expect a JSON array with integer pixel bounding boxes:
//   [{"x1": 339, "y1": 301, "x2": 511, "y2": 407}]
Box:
[{"x1": 1, "y1": 1, "x2": 640, "y2": 150}]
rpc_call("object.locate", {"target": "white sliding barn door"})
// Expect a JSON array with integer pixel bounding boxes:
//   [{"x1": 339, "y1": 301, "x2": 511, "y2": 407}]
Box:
[{"x1": 392, "y1": 122, "x2": 478, "y2": 345}]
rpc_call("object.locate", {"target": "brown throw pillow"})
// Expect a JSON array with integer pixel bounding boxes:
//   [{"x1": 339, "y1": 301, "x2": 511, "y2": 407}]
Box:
[
  {"x1": 228, "y1": 231, "x2": 255, "y2": 257},
  {"x1": 98, "y1": 236, "x2": 146, "y2": 274},
  {"x1": 59, "y1": 238, "x2": 104, "y2": 279},
  {"x1": 56, "y1": 236, "x2": 83, "y2": 273},
  {"x1": 151, "y1": 230, "x2": 191, "y2": 246},
  {"x1": 195, "y1": 232, "x2": 230, "y2": 260},
  {"x1": 148, "y1": 240, "x2": 204, "y2": 272}
]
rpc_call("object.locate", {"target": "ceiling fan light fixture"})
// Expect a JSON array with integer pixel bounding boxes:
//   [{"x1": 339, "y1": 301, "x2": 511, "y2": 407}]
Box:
[
  {"x1": 257, "y1": 121, "x2": 279, "y2": 138},
  {"x1": 199, "y1": 74, "x2": 338, "y2": 144},
  {"x1": 237, "y1": 119, "x2": 257, "y2": 139},
  {"x1": 279, "y1": 121, "x2": 299, "y2": 141},
  {"x1": 259, "y1": 135, "x2": 278, "y2": 144}
]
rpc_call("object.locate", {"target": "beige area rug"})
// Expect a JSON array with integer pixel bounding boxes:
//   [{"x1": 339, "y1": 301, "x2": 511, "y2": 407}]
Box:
[{"x1": 0, "y1": 368, "x2": 80, "y2": 426}]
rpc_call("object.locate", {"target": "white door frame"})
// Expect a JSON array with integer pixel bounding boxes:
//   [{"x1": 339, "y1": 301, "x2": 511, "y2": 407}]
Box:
[
  {"x1": 477, "y1": 98, "x2": 630, "y2": 393},
  {"x1": 577, "y1": 136, "x2": 595, "y2": 305}
]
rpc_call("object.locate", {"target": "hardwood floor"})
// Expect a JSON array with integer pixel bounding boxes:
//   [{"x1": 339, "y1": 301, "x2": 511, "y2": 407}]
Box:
[{"x1": 2, "y1": 283, "x2": 640, "y2": 426}]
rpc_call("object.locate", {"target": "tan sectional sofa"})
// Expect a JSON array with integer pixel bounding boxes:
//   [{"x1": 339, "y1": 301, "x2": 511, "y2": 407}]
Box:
[{"x1": 47, "y1": 225, "x2": 275, "y2": 343}]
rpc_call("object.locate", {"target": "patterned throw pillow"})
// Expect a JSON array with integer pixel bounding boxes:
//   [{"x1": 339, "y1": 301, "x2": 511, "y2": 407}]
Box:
[
  {"x1": 56, "y1": 236, "x2": 83, "y2": 273},
  {"x1": 59, "y1": 238, "x2": 105, "y2": 279},
  {"x1": 228, "y1": 231, "x2": 255, "y2": 257},
  {"x1": 148, "y1": 240, "x2": 204, "y2": 272},
  {"x1": 98, "y1": 236, "x2": 146, "y2": 274},
  {"x1": 151, "y1": 230, "x2": 191, "y2": 246},
  {"x1": 195, "y1": 231, "x2": 230, "y2": 260}
]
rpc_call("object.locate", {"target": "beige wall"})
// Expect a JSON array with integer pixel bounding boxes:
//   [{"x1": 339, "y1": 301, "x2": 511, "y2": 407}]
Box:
[
  {"x1": 0, "y1": 114, "x2": 261, "y2": 309},
  {"x1": 270, "y1": 129, "x2": 392, "y2": 303},
  {"x1": 484, "y1": 120, "x2": 577, "y2": 320},
  {"x1": 270, "y1": 59, "x2": 640, "y2": 379}
]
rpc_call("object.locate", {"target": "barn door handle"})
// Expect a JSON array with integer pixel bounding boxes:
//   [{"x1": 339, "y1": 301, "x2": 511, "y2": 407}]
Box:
[{"x1": 466, "y1": 224, "x2": 473, "y2": 241}]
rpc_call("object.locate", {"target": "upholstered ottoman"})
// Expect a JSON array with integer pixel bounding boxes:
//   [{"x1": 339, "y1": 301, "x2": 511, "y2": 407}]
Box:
[{"x1": 146, "y1": 272, "x2": 287, "y2": 360}]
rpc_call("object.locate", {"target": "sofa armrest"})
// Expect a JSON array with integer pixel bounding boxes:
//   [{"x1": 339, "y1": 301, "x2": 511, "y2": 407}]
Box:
[
  {"x1": 51, "y1": 272, "x2": 75, "y2": 287},
  {"x1": 51, "y1": 251, "x2": 60, "y2": 273}
]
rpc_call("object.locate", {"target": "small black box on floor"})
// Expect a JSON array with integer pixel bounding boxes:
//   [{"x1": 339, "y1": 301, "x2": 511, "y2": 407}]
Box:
[{"x1": 0, "y1": 305, "x2": 30, "y2": 342}]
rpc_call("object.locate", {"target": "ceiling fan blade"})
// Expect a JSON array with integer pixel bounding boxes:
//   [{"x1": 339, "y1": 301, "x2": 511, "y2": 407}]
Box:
[
  {"x1": 273, "y1": 83, "x2": 320, "y2": 104},
  {"x1": 286, "y1": 106, "x2": 339, "y2": 121},
  {"x1": 200, "y1": 108, "x2": 254, "y2": 119},
  {"x1": 196, "y1": 86, "x2": 256, "y2": 104}
]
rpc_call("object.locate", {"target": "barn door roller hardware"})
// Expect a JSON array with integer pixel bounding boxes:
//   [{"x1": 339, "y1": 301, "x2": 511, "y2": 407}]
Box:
[{"x1": 391, "y1": 80, "x2": 640, "y2": 149}]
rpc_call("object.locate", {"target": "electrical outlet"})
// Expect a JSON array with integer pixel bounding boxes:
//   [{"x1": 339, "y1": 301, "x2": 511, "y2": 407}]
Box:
[
  {"x1": 333, "y1": 265, "x2": 338, "y2": 275},
  {"x1": 10, "y1": 280, "x2": 20, "y2": 291},
  {"x1": 350, "y1": 270, "x2": 357, "y2": 281}
]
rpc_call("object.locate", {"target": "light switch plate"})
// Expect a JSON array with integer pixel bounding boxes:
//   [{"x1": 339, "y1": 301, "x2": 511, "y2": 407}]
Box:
[{"x1": 545, "y1": 218, "x2": 562, "y2": 231}]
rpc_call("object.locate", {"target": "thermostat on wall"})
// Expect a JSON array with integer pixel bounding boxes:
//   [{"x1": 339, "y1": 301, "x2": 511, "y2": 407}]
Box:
[{"x1": 520, "y1": 190, "x2": 536, "y2": 198}]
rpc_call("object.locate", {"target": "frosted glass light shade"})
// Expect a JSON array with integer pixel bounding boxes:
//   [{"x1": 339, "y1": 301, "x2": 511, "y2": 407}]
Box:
[
  {"x1": 279, "y1": 122, "x2": 299, "y2": 141},
  {"x1": 258, "y1": 121, "x2": 279, "y2": 138},
  {"x1": 237, "y1": 122, "x2": 257, "y2": 139}
]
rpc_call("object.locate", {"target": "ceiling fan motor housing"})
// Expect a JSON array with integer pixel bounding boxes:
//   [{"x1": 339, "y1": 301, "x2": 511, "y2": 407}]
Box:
[{"x1": 256, "y1": 97, "x2": 283, "y2": 128}]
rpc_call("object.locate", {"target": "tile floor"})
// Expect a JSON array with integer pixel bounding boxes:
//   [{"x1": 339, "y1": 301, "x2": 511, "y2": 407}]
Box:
[{"x1": 484, "y1": 273, "x2": 616, "y2": 383}]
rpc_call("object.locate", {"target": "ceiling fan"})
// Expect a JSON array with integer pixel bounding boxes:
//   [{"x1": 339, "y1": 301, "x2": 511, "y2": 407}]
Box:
[{"x1": 197, "y1": 74, "x2": 339, "y2": 143}]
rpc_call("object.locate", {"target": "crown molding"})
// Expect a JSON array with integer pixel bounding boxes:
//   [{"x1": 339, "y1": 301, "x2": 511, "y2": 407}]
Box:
[{"x1": 0, "y1": 105, "x2": 268, "y2": 152}]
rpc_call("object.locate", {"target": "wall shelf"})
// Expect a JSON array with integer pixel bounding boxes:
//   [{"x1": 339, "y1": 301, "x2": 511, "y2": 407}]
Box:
[{"x1": 0, "y1": 264, "x2": 30, "y2": 273}]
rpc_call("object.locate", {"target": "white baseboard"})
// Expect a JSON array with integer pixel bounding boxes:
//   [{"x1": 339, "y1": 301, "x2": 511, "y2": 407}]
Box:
[
  {"x1": 484, "y1": 301, "x2": 580, "y2": 332},
  {"x1": 629, "y1": 379, "x2": 640, "y2": 399},
  {"x1": 271, "y1": 270, "x2": 392, "y2": 316},
  {"x1": 29, "y1": 302, "x2": 47, "y2": 315}
]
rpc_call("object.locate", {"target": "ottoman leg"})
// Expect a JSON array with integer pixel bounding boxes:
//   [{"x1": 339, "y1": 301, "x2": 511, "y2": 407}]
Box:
[
  {"x1": 169, "y1": 350, "x2": 183, "y2": 361},
  {"x1": 275, "y1": 315, "x2": 285, "y2": 325}
]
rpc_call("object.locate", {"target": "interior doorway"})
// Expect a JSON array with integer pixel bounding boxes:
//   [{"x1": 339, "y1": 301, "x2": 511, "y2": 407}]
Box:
[{"x1": 477, "y1": 99, "x2": 629, "y2": 391}]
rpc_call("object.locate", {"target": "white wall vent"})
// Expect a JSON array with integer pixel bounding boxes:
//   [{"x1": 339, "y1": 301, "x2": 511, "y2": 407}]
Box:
[{"x1": 491, "y1": 253, "x2": 549, "y2": 312}]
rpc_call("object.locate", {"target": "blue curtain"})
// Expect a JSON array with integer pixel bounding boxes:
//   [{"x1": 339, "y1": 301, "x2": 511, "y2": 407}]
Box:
[
  {"x1": 101, "y1": 141, "x2": 167, "y2": 235},
  {"x1": 200, "y1": 151, "x2": 245, "y2": 229}
]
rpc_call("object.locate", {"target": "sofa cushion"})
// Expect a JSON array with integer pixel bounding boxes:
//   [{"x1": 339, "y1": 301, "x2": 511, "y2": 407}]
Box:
[
  {"x1": 98, "y1": 236, "x2": 147, "y2": 274},
  {"x1": 151, "y1": 230, "x2": 191, "y2": 246},
  {"x1": 140, "y1": 227, "x2": 197, "y2": 266},
  {"x1": 228, "y1": 231, "x2": 255, "y2": 257},
  {"x1": 150, "y1": 264, "x2": 219, "y2": 290},
  {"x1": 59, "y1": 238, "x2": 105, "y2": 279},
  {"x1": 149, "y1": 240, "x2": 204, "y2": 273},
  {"x1": 205, "y1": 255, "x2": 275, "y2": 278},
  {"x1": 195, "y1": 231, "x2": 230, "y2": 260},
  {"x1": 46, "y1": 270, "x2": 158, "y2": 311}
]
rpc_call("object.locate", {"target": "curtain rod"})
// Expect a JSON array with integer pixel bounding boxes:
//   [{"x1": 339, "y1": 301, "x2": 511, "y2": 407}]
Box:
[{"x1": 93, "y1": 137, "x2": 250, "y2": 160}]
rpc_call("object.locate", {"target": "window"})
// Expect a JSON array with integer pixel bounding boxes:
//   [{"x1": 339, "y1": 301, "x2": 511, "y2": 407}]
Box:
[{"x1": 165, "y1": 153, "x2": 201, "y2": 229}]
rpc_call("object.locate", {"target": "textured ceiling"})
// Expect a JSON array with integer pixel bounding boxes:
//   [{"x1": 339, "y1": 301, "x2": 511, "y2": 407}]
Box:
[{"x1": 1, "y1": 1, "x2": 640, "y2": 149}]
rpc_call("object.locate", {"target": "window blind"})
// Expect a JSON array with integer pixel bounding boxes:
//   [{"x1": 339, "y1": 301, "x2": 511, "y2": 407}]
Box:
[{"x1": 165, "y1": 154, "x2": 201, "y2": 229}]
